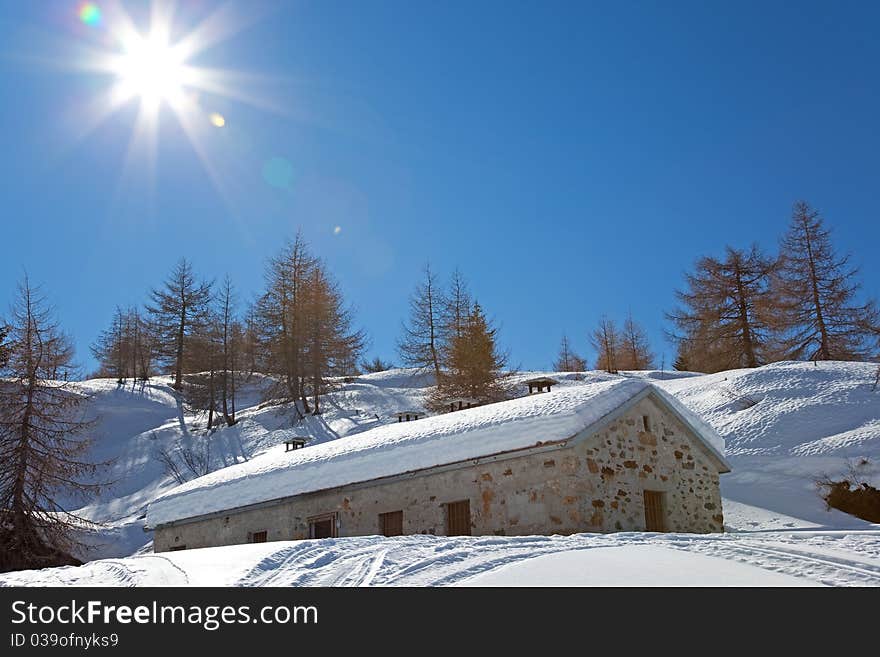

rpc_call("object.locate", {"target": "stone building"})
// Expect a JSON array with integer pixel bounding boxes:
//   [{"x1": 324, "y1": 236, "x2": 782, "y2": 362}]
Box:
[{"x1": 146, "y1": 379, "x2": 730, "y2": 552}]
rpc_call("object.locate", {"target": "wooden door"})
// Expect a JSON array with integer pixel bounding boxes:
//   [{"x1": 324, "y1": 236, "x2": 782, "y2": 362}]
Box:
[
  {"x1": 379, "y1": 510, "x2": 403, "y2": 537},
  {"x1": 446, "y1": 500, "x2": 471, "y2": 536},
  {"x1": 643, "y1": 490, "x2": 666, "y2": 532},
  {"x1": 309, "y1": 514, "x2": 337, "y2": 539}
]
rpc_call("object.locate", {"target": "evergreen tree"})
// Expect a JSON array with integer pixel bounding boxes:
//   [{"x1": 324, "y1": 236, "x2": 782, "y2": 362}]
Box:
[
  {"x1": 619, "y1": 313, "x2": 655, "y2": 370},
  {"x1": 429, "y1": 302, "x2": 508, "y2": 409},
  {"x1": 553, "y1": 335, "x2": 586, "y2": 372},
  {"x1": 147, "y1": 259, "x2": 212, "y2": 390},
  {"x1": 772, "y1": 201, "x2": 878, "y2": 360},
  {"x1": 0, "y1": 277, "x2": 105, "y2": 572},
  {"x1": 668, "y1": 245, "x2": 776, "y2": 373},
  {"x1": 397, "y1": 264, "x2": 444, "y2": 377}
]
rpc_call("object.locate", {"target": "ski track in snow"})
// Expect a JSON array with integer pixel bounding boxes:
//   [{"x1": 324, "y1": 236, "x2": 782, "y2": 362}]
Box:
[
  {"x1": 209, "y1": 531, "x2": 880, "y2": 588},
  {"x1": 6, "y1": 530, "x2": 877, "y2": 587}
]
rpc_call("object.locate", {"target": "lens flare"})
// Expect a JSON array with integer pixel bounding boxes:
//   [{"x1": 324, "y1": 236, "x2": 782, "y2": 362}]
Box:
[
  {"x1": 79, "y1": 3, "x2": 102, "y2": 26},
  {"x1": 262, "y1": 156, "x2": 295, "y2": 189},
  {"x1": 58, "y1": 0, "x2": 281, "y2": 210}
]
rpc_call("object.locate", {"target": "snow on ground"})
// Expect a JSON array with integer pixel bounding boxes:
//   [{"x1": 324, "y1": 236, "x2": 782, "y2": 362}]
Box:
[
  {"x1": 23, "y1": 360, "x2": 878, "y2": 585},
  {"x1": 458, "y1": 546, "x2": 820, "y2": 587},
  {"x1": 4, "y1": 529, "x2": 879, "y2": 587}
]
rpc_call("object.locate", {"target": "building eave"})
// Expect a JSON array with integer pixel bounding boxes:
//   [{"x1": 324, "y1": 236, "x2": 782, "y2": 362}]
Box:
[{"x1": 145, "y1": 438, "x2": 571, "y2": 531}]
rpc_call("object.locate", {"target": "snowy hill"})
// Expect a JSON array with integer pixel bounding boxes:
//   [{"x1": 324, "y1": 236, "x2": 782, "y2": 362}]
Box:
[
  {"x1": 655, "y1": 361, "x2": 880, "y2": 530},
  {"x1": 3, "y1": 361, "x2": 878, "y2": 586}
]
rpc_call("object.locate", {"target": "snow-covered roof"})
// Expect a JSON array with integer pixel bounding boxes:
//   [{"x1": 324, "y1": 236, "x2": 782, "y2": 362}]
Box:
[
  {"x1": 523, "y1": 376, "x2": 560, "y2": 384},
  {"x1": 145, "y1": 378, "x2": 729, "y2": 528}
]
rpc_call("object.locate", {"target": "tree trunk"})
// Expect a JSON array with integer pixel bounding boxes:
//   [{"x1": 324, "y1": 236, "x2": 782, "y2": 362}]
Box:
[
  {"x1": 174, "y1": 301, "x2": 186, "y2": 390},
  {"x1": 733, "y1": 262, "x2": 758, "y2": 368},
  {"x1": 803, "y1": 221, "x2": 831, "y2": 359},
  {"x1": 207, "y1": 368, "x2": 215, "y2": 431}
]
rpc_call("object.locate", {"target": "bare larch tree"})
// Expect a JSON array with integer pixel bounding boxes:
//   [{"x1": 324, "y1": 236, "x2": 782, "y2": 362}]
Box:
[
  {"x1": 217, "y1": 275, "x2": 239, "y2": 426},
  {"x1": 147, "y1": 258, "x2": 212, "y2": 390},
  {"x1": 91, "y1": 306, "x2": 128, "y2": 383},
  {"x1": 255, "y1": 233, "x2": 317, "y2": 416},
  {"x1": 0, "y1": 277, "x2": 106, "y2": 572},
  {"x1": 591, "y1": 316, "x2": 621, "y2": 373},
  {"x1": 361, "y1": 356, "x2": 394, "y2": 373},
  {"x1": 772, "y1": 201, "x2": 879, "y2": 360},
  {"x1": 302, "y1": 263, "x2": 365, "y2": 414},
  {"x1": 440, "y1": 268, "x2": 472, "y2": 361},
  {"x1": 554, "y1": 335, "x2": 586, "y2": 372},
  {"x1": 619, "y1": 312, "x2": 656, "y2": 370},
  {"x1": 668, "y1": 245, "x2": 776, "y2": 373},
  {"x1": 397, "y1": 263, "x2": 444, "y2": 378}
]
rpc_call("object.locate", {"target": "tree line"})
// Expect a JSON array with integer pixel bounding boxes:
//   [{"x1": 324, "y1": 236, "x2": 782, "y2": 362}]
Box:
[
  {"x1": 669, "y1": 201, "x2": 879, "y2": 373},
  {"x1": 0, "y1": 233, "x2": 367, "y2": 570},
  {"x1": 546, "y1": 201, "x2": 879, "y2": 375},
  {"x1": 91, "y1": 232, "x2": 366, "y2": 424}
]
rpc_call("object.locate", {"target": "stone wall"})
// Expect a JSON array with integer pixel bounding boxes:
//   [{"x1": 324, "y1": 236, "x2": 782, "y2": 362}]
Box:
[{"x1": 154, "y1": 395, "x2": 724, "y2": 552}]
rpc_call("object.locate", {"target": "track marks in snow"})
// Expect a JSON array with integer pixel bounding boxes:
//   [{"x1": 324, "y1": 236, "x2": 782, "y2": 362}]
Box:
[{"x1": 225, "y1": 531, "x2": 880, "y2": 587}]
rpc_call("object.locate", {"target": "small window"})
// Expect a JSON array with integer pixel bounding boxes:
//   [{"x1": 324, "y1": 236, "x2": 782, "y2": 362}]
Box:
[
  {"x1": 308, "y1": 513, "x2": 338, "y2": 539},
  {"x1": 642, "y1": 415, "x2": 651, "y2": 432},
  {"x1": 379, "y1": 510, "x2": 404, "y2": 537},
  {"x1": 251, "y1": 530, "x2": 267, "y2": 543},
  {"x1": 643, "y1": 490, "x2": 666, "y2": 532},
  {"x1": 169, "y1": 545, "x2": 187, "y2": 552},
  {"x1": 445, "y1": 500, "x2": 471, "y2": 536}
]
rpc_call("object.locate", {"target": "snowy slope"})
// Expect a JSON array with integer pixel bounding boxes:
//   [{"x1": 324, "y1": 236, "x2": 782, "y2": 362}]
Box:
[
  {"x1": 656, "y1": 361, "x2": 880, "y2": 457},
  {"x1": 3, "y1": 529, "x2": 879, "y2": 587}
]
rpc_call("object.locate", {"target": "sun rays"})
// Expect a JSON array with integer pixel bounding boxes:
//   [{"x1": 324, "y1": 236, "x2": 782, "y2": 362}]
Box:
[{"x1": 63, "y1": 0, "x2": 275, "y2": 199}]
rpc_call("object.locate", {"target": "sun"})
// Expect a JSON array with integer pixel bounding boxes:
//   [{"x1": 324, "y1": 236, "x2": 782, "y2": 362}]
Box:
[
  {"x1": 113, "y1": 30, "x2": 189, "y2": 108},
  {"x1": 60, "y1": 0, "x2": 277, "y2": 200}
]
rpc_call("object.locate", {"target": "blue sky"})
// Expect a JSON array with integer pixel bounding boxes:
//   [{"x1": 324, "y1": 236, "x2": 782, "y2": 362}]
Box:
[{"x1": 1, "y1": 1, "x2": 878, "y2": 373}]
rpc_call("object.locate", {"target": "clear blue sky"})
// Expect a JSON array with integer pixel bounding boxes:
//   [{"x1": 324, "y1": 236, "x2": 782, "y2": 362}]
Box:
[{"x1": 1, "y1": 0, "x2": 878, "y2": 374}]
